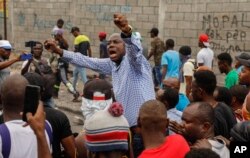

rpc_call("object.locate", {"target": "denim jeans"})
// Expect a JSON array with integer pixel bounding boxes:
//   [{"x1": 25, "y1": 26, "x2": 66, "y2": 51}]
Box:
[
  {"x1": 73, "y1": 66, "x2": 88, "y2": 89},
  {"x1": 53, "y1": 60, "x2": 78, "y2": 97},
  {"x1": 152, "y1": 65, "x2": 162, "y2": 87}
]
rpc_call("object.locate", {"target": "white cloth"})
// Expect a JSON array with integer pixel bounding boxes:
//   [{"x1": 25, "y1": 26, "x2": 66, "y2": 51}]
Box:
[
  {"x1": 81, "y1": 97, "x2": 113, "y2": 121},
  {"x1": 51, "y1": 26, "x2": 64, "y2": 36},
  {"x1": 197, "y1": 48, "x2": 214, "y2": 68},
  {"x1": 208, "y1": 139, "x2": 230, "y2": 158},
  {"x1": 0, "y1": 120, "x2": 51, "y2": 158}
]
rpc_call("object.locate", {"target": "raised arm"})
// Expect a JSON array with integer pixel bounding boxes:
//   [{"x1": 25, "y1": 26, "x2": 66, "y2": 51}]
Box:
[
  {"x1": 43, "y1": 41, "x2": 112, "y2": 75},
  {"x1": 62, "y1": 50, "x2": 112, "y2": 75},
  {"x1": 123, "y1": 33, "x2": 143, "y2": 66},
  {"x1": 114, "y1": 13, "x2": 144, "y2": 71},
  {"x1": 0, "y1": 57, "x2": 20, "y2": 70}
]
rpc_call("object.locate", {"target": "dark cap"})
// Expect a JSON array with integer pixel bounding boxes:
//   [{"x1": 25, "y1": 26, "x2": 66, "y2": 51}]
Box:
[
  {"x1": 235, "y1": 53, "x2": 250, "y2": 67},
  {"x1": 149, "y1": 27, "x2": 159, "y2": 35},
  {"x1": 70, "y1": 26, "x2": 80, "y2": 33}
]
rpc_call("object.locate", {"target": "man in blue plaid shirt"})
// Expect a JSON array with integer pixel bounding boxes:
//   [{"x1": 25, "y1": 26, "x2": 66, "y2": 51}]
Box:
[{"x1": 44, "y1": 14, "x2": 155, "y2": 127}]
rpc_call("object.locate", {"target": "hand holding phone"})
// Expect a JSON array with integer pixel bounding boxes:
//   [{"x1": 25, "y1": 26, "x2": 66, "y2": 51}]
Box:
[
  {"x1": 22, "y1": 85, "x2": 40, "y2": 122},
  {"x1": 21, "y1": 53, "x2": 33, "y2": 61}
]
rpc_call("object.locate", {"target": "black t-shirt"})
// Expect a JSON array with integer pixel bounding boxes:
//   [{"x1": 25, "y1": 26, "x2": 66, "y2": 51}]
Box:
[
  {"x1": 45, "y1": 107, "x2": 73, "y2": 158},
  {"x1": 214, "y1": 102, "x2": 237, "y2": 138}
]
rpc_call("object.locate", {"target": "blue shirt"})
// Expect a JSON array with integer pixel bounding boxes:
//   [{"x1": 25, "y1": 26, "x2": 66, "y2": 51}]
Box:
[
  {"x1": 236, "y1": 66, "x2": 243, "y2": 74},
  {"x1": 167, "y1": 108, "x2": 183, "y2": 135},
  {"x1": 161, "y1": 50, "x2": 180, "y2": 79},
  {"x1": 175, "y1": 93, "x2": 190, "y2": 112},
  {"x1": 62, "y1": 34, "x2": 155, "y2": 126}
]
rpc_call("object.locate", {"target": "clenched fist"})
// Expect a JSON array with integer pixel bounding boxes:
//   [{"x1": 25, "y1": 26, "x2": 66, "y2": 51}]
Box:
[{"x1": 113, "y1": 13, "x2": 132, "y2": 36}]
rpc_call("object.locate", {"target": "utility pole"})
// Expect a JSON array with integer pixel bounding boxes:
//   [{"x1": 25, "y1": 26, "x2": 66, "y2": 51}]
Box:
[{"x1": 3, "y1": 0, "x2": 7, "y2": 39}]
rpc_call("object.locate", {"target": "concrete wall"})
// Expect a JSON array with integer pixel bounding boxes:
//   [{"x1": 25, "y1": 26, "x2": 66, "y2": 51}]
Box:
[
  {"x1": 1, "y1": 0, "x2": 160, "y2": 55},
  {"x1": 1, "y1": 0, "x2": 249, "y2": 72},
  {"x1": 160, "y1": 0, "x2": 250, "y2": 57},
  {"x1": 158, "y1": 0, "x2": 250, "y2": 84}
]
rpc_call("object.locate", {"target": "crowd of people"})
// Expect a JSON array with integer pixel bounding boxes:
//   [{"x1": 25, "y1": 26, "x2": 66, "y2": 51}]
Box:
[{"x1": 0, "y1": 13, "x2": 250, "y2": 158}]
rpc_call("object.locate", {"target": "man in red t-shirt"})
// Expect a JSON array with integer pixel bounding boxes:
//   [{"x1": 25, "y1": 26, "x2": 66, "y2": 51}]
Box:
[{"x1": 138, "y1": 100, "x2": 190, "y2": 158}]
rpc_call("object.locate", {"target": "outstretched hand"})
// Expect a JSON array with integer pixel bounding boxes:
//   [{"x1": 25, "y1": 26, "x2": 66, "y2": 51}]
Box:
[
  {"x1": 169, "y1": 120, "x2": 185, "y2": 135},
  {"x1": 44, "y1": 39, "x2": 63, "y2": 56},
  {"x1": 113, "y1": 13, "x2": 132, "y2": 35}
]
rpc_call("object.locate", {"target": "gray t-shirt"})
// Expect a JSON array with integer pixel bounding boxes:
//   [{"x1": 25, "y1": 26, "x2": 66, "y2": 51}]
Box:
[{"x1": 208, "y1": 139, "x2": 230, "y2": 158}]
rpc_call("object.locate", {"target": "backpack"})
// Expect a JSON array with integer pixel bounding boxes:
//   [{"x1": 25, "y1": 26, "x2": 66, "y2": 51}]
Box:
[{"x1": 0, "y1": 121, "x2": 53, "y2": 158}]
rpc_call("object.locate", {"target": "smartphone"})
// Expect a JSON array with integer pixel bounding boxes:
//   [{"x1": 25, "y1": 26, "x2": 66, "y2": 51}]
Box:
[
  {"x1": 22, "y1": 85, "x2": 40, "y2": 122},
  {"x1": 20, "y1": 53, "x2": 33, "y2": 60}
]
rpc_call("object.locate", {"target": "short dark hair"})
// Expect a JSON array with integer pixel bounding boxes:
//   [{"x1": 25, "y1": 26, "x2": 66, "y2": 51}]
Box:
[
  {"x1": 194, "y1": 70, "x2": 217, "y2": 95},
  {"x1": 34, "y1": 41, "x2": 43, "y2": 47},
  {"x1": 185, "y1": 148, "x2": 220, "y2": 158},
  {"x1": 23, "y1": 72, "x2": 55, "y2": 102},
  {"x1": 230, "y1": 85, "x2": 249, "y2": 104},
  {"x1": 166, "y1": 39, "x2": 175, "y2": 48},
  {"x1": 23, "y1": 72, "x2": 44, "y2": 89},
  {"x1": 189, "y1": 102, "x2": 215, "y2": 125},
  {"x1": 179, "y1": 46, "x2": 192, "y2": 56},
  {"x1": 83, "y1": 79, "x2": 113, "y2": 100},
  {"x1": 214, "y1": 86, "x2": 232, "y2": 106},
  {"x1": 161, "y1": 87, "x2": 179, "y2": 109},
  {"x1": 149, "y1": 28, "x2": 159, "y2": 36},
  {"x1": 217, "y1": 52, "x2": 233, "y2": 66},
  {"x1": 71, "y1": 26, "x2": 80, "y2": 33},
  {"x1": 57, "y1": 19, "x2": 64, "y2": 25},
  {"x1": 139, "y1": 100, "x2": 167, "y2": 132}
]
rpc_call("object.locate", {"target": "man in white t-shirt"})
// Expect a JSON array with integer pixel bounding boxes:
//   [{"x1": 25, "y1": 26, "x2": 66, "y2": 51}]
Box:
[
  {"x1": 179, "y1": 46, "x2": 195, "y2": 96},
  {"x1": 197, "y1": 34, "x2": 214, "y2": 69},
  {"x1": 0, "y1": 74, "x2": 51, "y2": 158}
]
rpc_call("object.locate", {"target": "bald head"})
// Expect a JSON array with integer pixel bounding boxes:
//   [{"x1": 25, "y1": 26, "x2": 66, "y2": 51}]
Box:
[
  {"x1": 108, "y1": 33, "x2": 121, "y2": 41},
  {"x1": 1, "y1": 74, "x2": 28, "y2": 112},
  {"x1": 163, "y1": 77, "x2": 180, "y2": 91},
  {"x1": 184, "y1": 102, "x2": 215, "y2": 125},
  {"x1": 182, "y1": 102, "x2": 215, "y2": 142},
  {"x1": 139, "y1": 100, "x2": 168, "y2": 132}
]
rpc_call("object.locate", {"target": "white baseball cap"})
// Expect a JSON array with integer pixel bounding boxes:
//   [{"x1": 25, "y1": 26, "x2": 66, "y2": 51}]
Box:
[{"x1": 0, "y1": 40, "x2": 12, "y2": 49}]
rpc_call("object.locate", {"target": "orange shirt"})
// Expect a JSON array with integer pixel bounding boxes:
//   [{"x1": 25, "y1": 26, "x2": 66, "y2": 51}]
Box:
[{"x1": 139, "y1": 134, "x2": 190, "y2": 158}]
